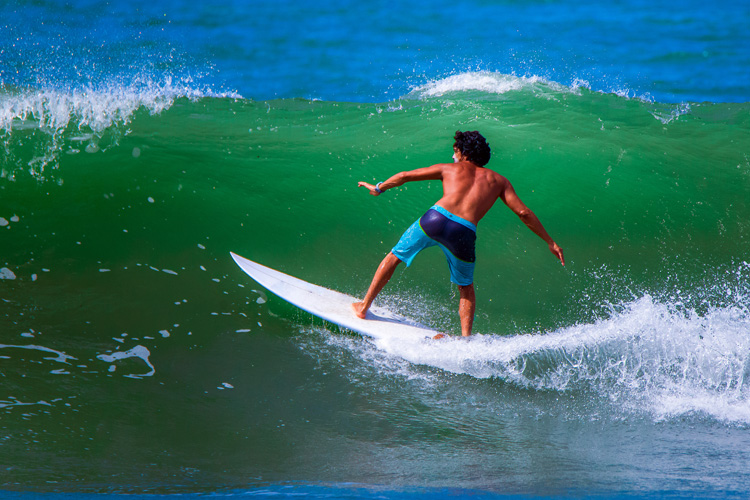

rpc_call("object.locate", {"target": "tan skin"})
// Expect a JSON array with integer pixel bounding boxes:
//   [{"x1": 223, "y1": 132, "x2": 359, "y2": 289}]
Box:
[{"x1": 353, "y1": 147, "x2": 565, "y2": 337}]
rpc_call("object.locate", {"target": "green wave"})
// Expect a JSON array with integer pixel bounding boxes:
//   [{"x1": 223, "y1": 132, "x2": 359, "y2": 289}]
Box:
[{"x1": 1, "y1": 90, "x2": 749, "y2": 333}]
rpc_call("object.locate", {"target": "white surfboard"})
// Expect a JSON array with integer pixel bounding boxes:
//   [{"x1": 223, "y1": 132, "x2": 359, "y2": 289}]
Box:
[{"x1": 230, "y1": 252, "x2": 443, "y2": 340}]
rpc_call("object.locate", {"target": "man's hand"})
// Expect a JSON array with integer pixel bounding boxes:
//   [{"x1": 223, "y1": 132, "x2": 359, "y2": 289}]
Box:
[
  {"x1": 550, "y1": 242, "x2": 565, "y2": 266},
  {"x1": 358, "y1": 181, "x2": 381, "y2": 196}
]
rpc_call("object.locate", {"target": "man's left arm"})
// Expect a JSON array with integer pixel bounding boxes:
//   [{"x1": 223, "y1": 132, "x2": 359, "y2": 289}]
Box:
[{"x1": 500, "y1": 181, "x2": 565, "y2": 266}]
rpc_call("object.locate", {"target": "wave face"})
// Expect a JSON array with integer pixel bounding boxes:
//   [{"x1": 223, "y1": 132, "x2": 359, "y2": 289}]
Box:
[{"x1": 2, "y1": 74, "x2": 750, "y2": 495}]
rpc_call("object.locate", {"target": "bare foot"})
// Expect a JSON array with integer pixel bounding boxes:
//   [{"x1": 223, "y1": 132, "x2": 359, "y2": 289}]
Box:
[
  {"x1": 433, "y1": 333, "x2": 446, "y2": 340},
  {"x1": 351, "y1": 302, "x2": 368, "y2": 319}
]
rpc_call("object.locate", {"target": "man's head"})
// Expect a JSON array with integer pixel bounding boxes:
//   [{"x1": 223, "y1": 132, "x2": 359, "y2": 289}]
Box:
[{"x1": 453, "y1": 130, "x2": 491, "y2": 167}]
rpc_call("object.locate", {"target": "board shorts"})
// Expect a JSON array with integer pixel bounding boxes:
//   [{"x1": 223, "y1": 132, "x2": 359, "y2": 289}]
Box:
[{"x1": 391, "y1": 205, "x2": 477, "y2": 286}]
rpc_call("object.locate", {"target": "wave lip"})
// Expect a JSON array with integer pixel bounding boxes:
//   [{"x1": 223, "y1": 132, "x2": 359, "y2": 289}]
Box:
[
  {"x1": 409, "y1": 71, "x2": 576, "y2": 99},
  {"x1": 0, "y1": 76, "x2": 241, "y2": 179},
  {"x1": 407, "y1": 70, "x2": 691, "y2": 109},
  {"x1": 1, "y1": 75, "x2": 240, "y2": 134}
]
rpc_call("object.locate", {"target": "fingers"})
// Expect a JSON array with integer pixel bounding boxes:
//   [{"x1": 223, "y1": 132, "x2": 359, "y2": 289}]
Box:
[
  {"x1": 550, "y1": 243, "x2": 565, "y2": 266},
  {"x1": 556, "y1": 247, "x2": 565, "y2": 266},
  {"x1": 357, "y1": 181, "x2": 379, "y2": 196}
]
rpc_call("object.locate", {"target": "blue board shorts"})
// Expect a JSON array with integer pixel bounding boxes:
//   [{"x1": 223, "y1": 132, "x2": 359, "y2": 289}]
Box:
[{"x1": 391, "y1": 205, "x2": 477, "y2": 286}]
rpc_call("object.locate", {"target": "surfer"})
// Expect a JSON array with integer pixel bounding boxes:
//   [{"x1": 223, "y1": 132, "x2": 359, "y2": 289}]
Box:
[{"x1": 352, "y1": 130, "x2": 565, "y2": 337}]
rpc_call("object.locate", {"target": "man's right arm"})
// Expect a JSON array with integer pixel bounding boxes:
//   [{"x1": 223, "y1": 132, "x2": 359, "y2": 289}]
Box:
[
  {"x1": 358, "y1": 164, "x2": 445, "y2": 196},
  {"x1": 499, "y1": 181, "x2": 565, "y2": 266}
]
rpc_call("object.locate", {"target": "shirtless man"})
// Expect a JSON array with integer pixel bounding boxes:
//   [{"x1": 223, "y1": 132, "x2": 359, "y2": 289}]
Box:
[{"x1": 352, "y1": 130, "x2": 565, "y2": 337}]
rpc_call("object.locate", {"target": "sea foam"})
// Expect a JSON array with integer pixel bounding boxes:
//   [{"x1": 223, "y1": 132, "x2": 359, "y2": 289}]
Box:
[
  {"x1": 343, "y1": 292, "x2": 750, "y2": 425},
  {"x1": 410, "y1": 71, "x2": 563, "y2": 98}
]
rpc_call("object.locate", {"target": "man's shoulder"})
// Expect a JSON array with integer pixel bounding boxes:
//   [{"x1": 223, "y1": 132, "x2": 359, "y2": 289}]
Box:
[
  {"x1": 481, "y1": 166, "x2": 507, "y2": 183},
  {"x1": 425, "y1": 162, "x2": 453, "y2": 172}
]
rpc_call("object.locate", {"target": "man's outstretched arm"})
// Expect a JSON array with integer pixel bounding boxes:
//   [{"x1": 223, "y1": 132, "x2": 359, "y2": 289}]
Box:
[
  {"x1": 500, "y1": 181, "x2": 565, "y2": 265},
  {"x1": 358, "y1": 164, "x2": 444, "y2": 196}
]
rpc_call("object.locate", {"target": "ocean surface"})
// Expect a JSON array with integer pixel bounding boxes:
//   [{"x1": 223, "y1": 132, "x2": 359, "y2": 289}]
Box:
[{"x1": 2, "y1": 0, "x2": 750, "y2": 499}]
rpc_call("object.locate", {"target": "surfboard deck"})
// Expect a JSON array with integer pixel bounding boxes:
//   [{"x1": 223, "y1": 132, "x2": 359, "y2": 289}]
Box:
[{"x1": 230, "y1": 252, "x2": 443, "y2": 340}]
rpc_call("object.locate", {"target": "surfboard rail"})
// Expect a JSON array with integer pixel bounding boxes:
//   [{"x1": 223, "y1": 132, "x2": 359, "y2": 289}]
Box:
[{"x1": 230, "y1": 252, "x2": 441, "y2": 340}]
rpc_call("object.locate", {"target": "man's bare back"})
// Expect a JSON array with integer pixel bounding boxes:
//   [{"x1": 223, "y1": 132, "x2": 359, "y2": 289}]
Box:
[{"x1": 426, "y1": 159, "x2": 507, "y2": 225}]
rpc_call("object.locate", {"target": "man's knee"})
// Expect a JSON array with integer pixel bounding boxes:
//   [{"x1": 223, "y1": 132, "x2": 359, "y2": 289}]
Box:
[{"x1": 385, "y1": 252, "x2": 403, "y2": 266}]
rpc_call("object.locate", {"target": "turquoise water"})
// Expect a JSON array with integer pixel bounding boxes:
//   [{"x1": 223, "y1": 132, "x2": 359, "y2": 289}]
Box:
[{"x1": 2, "y1": 1, "x2": 750, "y2": 498}]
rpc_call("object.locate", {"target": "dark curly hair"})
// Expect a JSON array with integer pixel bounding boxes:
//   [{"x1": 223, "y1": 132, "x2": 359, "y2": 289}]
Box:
[{"x1": 453, "y1": 130, "x2": 491, "y2": 167}]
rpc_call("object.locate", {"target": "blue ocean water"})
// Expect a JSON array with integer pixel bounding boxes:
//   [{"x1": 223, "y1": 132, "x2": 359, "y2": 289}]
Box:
[
  {"x1": 3, "y1": 0, "x2": 749, "y2": 103},
  {"x1": 2, "y1": 1, "x2": 750, "y2": 499}
]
